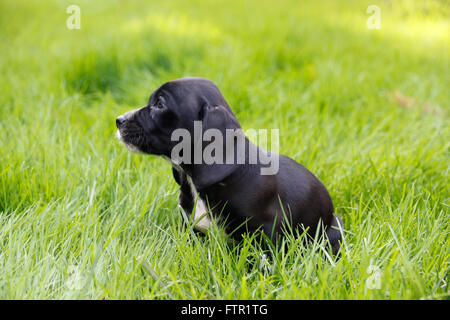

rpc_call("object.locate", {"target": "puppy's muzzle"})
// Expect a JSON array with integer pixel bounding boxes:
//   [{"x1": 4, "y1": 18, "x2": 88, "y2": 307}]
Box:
[
  {"x1": 115, "y1": 109, "x2": 147, "y2": 154},
  {"x1": 116, "y1": 115, "x2": 126, "y2": 129}
]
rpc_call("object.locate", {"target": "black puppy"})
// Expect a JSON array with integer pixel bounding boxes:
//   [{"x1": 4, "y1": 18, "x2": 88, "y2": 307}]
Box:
[{"x1": 116, "y1": 77, "x2": 343, "y2": 255}]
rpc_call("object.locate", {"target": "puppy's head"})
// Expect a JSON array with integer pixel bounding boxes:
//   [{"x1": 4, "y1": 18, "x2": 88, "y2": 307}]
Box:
[{"x1": 116, "y1": 77, "x2": 240, "y2": 158}]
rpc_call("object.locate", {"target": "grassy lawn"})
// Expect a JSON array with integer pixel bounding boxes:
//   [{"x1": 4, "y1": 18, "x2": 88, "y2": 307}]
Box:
[{"x1": 0, "y1": 0, "x2": 448, "y2": 299}]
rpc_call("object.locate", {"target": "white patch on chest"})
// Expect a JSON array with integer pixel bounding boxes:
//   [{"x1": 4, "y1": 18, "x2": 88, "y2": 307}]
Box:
[
  {"x1": 186, "y1": 175, "x2": 212, "y2": 232},
  {"x1": 164, "y1": 156, "x2": 211, "y2": 232}
]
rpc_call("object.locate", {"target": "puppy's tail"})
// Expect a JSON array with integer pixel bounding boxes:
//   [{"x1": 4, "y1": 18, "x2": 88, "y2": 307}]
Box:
[{"x1": 326, "y1": 215, "x2": 344, "y2": 257}]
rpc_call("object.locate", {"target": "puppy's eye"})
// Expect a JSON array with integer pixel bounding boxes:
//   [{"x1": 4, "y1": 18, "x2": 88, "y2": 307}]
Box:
[{"x1": 155, "y1": 97, "x2": 165, "y2": 109}]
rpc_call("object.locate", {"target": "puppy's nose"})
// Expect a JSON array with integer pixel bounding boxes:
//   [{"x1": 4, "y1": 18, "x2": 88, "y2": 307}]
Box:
[{"x1": 116, "y1": 116, "x2": 126, "y2": 128}]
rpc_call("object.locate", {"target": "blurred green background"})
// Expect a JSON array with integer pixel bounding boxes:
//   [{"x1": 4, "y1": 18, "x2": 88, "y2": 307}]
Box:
[{"x1": 0, "y1": 0, "x2": 448, "y2": 299}]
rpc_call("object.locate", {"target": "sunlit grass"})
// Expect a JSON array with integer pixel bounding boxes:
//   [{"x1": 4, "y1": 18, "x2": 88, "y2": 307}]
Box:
[
  {"x1": 122, "y1": 12, "x2": 222, "y2": 41},
  {"x1": 0, "y1": 0, "x2": 448, "y2": 299}
]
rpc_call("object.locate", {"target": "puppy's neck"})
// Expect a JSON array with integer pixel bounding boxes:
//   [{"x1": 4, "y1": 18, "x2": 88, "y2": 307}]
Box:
[{"x1": 163, "y1": 138, "x2": 262, "y2": 190}]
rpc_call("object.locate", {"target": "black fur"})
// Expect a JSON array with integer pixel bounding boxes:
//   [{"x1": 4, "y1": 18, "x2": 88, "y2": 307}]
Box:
[{"x1": 116, "y1": 77, "x2": 343, "y2": 255}]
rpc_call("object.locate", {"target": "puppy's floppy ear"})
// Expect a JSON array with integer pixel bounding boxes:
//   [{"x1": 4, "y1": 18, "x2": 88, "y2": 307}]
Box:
[
  {"x1": 190, "y1": 103, "x2": 242, "y2": 189},
  {"x1": 200, "y1": 103, "x2": 240, "y2": 133}
]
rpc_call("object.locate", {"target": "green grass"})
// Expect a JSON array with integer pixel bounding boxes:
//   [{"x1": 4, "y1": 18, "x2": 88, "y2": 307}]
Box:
[{"x1": 0, "y1": 0, "x2": 448, "y2": 299}]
